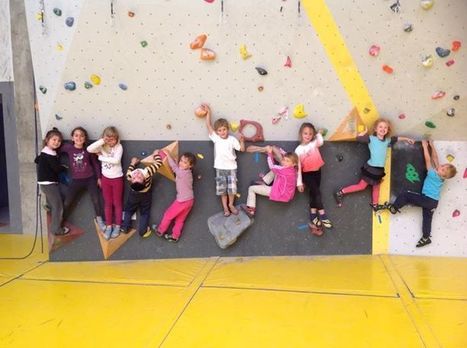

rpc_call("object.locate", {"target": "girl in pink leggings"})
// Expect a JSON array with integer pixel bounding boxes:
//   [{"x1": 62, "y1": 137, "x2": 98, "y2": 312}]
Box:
[
  {"x1": 87, "y1": 126, "x2": 124, "y2": 240},
  {"x1": 334, "y1": 118, "x2": 414, "y2": 211}
]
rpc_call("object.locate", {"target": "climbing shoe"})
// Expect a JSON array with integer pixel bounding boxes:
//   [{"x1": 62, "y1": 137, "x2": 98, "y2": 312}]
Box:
[
  {"x1": 416, "y1": 237, "x2": 432, "y2": 248},
  {"x1": 164, "y1": 234, "x2": 179, "y2": 243}
]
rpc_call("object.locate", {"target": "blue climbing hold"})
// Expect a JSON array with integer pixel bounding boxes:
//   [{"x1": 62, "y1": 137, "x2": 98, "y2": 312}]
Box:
[
  {"x1": 65, "y1": 17, "x2": 74, "y2": 27},
  {"x1": 435, "y1": 47, "x2": 450, "y2": 58},
  {"x1": 64, "y1": 81, "x2": 76, "y2": 91},
  {"x1": 140, "y1": 151, "x2": 148, "y2": 157},
  {"x1": 118, "y1": 83, "x2": 128, "y2": 91}
]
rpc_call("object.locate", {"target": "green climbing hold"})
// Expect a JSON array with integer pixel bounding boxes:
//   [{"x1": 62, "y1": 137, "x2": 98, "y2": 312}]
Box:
[
  {"x1": 84, "y1": 81, "x2": 93, "y2": 89},
  {"x1": 53, "y1": 8, "x2": 62, "y2": 16},
  {"x1": 321, "y1": 128, "x2": 328, "y2": 137},
  {"x1": 140, "y1": 40, "x2": 148, "y2": 48},
  {"x1": 39, "y1": 85, "x2": 47, "y2": 94},
  {"x1": 405, "y1": 163, "x2": 420, "y2": 183},
  {"x1": 425, "y1": 121, "x2": 436, "y2": 129}
]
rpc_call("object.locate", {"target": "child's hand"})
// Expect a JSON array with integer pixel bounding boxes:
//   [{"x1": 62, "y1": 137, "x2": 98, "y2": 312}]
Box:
[
  {"x1": 297, "y1": 185, "x2": 304, "y2": 193},
  {"x1": 266, "y1": 145, "x2": 273, "y2": 154},
  {"x1": 406, "y1": 137, "x2": 415, "y2": 145},
  {"x1": 357, "y1": 126, "x2": 368, "y2": 137},
  {"x1": 428, "y1": 140, "x2": 434, "y2": 147},
  {"x1": 201, "y1": 103, "x2": 211, "y2": 115},
  {"x1": 130, "y1": 157, "x2": 140, "y2": 165}
]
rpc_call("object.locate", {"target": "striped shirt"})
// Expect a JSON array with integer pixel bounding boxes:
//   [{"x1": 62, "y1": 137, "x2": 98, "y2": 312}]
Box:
[{"x1": 125, "y1": 155, "x2": 162, "y2": 192}]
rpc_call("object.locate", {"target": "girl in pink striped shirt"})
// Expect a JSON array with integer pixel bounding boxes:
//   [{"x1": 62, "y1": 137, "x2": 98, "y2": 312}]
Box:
[{"x1": 295, "y1": 122, "x2": 332, "y2": 230}]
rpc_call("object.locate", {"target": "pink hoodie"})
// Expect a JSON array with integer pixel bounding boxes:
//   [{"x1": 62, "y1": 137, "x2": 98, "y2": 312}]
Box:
[{"x1": 267, "y1": 154, "x2": 298, "y2": 203}]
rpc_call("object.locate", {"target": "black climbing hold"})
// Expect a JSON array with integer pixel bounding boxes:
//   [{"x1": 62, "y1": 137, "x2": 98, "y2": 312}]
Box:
[
  {"x1": 453, "y1": 95, "x2": 460, "y2": 101},
  {"x1": 65, "y1": 17, "x2": 74, "y2": 27},
  {"x1": 39, "y1": 86, "x2": 47, "y2": 94},
  {"x1": 255, "y1": 67, "x2": 268, "y2": 76},
  {"x1": 84, "y1": 81, "x2": 93, "y2": 89},
  {"x1": 435, "y1": 47, "x2": 450, "y2": 58},
  {"x1": 403, "y1": 23, "x2": 413, "y2": 32},
  {"x1": 336, "y1": 154, "x2": 344, "y2": 162},
  {"x1": 446, "y1": 108, "x2": 455, "y2": 117},
  {"x1": 53, "y1": 8, "x2": 62, "y2": 16},
  {"x1": 55, "y1": 114, "x2": 63, "y2": 120},
  {"x1": 389, "y1": 1, "x2": 400, "y2": 13}
]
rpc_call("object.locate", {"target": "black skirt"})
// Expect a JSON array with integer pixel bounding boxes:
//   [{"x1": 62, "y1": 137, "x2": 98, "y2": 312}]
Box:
[{"x1": 360, "y1": 162, "x2": 385, "y2": 185}]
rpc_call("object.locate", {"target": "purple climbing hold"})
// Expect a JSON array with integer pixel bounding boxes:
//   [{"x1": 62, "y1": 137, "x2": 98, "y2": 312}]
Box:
[
  {"x1": 64, "y1": 81, "x2": 76, "y2": 91},
  {"x1": 118, "y1": 83, "x2": 128, "y2": 91},
  {"x1": 435, "y1": 47, "x2": 450, "y2": 58},
  {"x1": 65, "y1": 17, "x2": 74, "y2": 27}
]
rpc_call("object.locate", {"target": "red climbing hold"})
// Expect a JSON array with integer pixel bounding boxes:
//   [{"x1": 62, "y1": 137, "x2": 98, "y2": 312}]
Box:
[
  {"x1": 369, "y1": 45, "x2": 381, "y2": 57},
  {"x1": 452, "y1": 209, "x2": 460, "y2": 218},
  {"x1": 452, "y1": 40, "x2": 461, "y2": 52},
  {"x1": 398, "y1": 113, "x2": 406, "y2": 120},
  {"x1": 446, "y1": 59, "x2": 455, "y2": 67},
  {"x1": 382, "y1": 64, "x2": 393, "y2": 74},
  {"x1": 431, "y1": 91, "x2": 446, "y2": 100}
]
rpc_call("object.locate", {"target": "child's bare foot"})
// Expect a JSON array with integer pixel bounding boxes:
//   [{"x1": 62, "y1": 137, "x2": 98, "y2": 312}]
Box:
[
  {"x1": 223, "y1": 209, "x2": 231, "y2": 217},
  {"x1": 229, "y1": 205, "x2": 239, "y2": 215}
]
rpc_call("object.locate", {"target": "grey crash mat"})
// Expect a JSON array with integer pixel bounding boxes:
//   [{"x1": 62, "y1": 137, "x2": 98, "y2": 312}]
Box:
[{"x1": 208, "y1": 206, "x2": 254, "y2": 249}]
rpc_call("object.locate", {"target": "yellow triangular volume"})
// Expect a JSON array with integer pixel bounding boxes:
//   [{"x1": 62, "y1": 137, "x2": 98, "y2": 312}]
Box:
[
  {"x1": 329, "y1": 108, "x2": 364, "y2": 141},
  {"x1": 94, "y1": 221, "x2": 136, "y2": 260},
  {"x1": 141, "y1": 141, "x2": 179, "y2": 182}
]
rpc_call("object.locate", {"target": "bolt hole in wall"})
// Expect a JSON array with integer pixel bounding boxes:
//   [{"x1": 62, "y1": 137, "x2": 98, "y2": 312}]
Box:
[{"x1": 0, "y1": 95, "x2": 10, "y2": 227}]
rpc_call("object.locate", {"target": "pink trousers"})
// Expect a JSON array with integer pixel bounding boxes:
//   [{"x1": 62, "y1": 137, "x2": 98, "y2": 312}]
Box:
[
  {"x1": 158, "y1": 199, "x2": 194, "y2": 239},
  {"x1": 101, "y1": 175, "x2": 123, "y2": 225},
  {"x1": 342, "y1": 179, "x2": 380, "y2": 205}
]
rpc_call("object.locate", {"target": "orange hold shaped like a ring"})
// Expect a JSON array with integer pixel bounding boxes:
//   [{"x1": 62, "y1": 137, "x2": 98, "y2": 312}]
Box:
[{"x1": 190, "y1": 34, "x2": 207, "y2": 49}]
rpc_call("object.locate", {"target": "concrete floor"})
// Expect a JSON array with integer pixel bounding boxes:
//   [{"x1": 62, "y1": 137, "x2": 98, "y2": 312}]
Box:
[{"x1": 0, "y1": 234, "x2": 466, "y2": 348}]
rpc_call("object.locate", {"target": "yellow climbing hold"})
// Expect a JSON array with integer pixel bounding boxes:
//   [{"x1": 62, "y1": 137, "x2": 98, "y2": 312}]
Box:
[
  {"x1": 446, "y1": 154, "x2": 454, "y2": 162},
  {"x1": 56, "y1": 43, "x2": 64, "y2": 51},
  {"x1": 35, "y1": 12, "x2": 44, "y2": 21},
  {"x1": 240, "y1": 44, "x2": 252, "y2": 60},
  {"x1": 358, "y1": 125, "x2": 365, "y2": 133},
  {"x1": 90, "y1": 74, "x2": 101, "y2": 85},
  {"x1": 230, "y1": 122, "x2": 240, "y2": 132},
  {"x1": 293, "y1": 104, "x2": 308, "y2": 118},
  {"x1": 196, "y1": 153, "x2": 204, "y2": 160}
]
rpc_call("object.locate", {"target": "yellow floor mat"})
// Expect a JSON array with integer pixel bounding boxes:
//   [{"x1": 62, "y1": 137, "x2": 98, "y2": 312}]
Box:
[
  {"x1": 204, "y1": 255, "x2": 397, "y2": 296},
  {"x1": 390, "y1": 255, "x2": 467, "y2": 299}
]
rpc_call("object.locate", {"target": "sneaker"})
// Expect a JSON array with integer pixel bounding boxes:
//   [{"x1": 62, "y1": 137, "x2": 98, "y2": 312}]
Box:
[
  {"x1": 95, "y1": 216, "x2": 106, "y2": 232},
  {"x1": 119, "y1": 226, "x2": 130, "y2": 234},
  {"x1": 152, "y1": 225, "x2": 165, "y2": 238},
  {"x1": 386, "y1": 203, "x2": 400, "y2": 215},
  {"x1": 103, "y1": 225, "x2": 112, "y2": 240},
  {"x1": 310, "y1": 213, "x2": 321, "y2": 227},
  {"x1": 140, "y1": 227, "x2": 152, "y2": 238},
  {"x1": 241, "y1": 205, "x2": 256, "y2": 218},
  {"x1": 320, "y1": 217, "x2": 333, "y2": 229},
  {"x1": 110, "y1": 225, "x2": 120, "y2": 239},
  {"x1": 335, "y1": 190, "x2": 344, "y2": 207},
  {"x1": 164, "y1": 234, "x2": 179, "y2": 243},
  {"x1": 55, "y1": 226, "x2": 70, "y2": 236},
  {"x1": 370, "y1": 203, "x2": 386, "y2": 213},
  {"x1": 416, "y1": 237, "x2": 431, "y2": 248}
]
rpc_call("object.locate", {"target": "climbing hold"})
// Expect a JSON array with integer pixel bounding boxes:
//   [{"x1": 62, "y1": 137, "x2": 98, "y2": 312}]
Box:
[
  {"x1": 431, "y1": 91, "x2": 446, "y2": 100},
  {"x1": 255, "y1": 67, "x2": 268, "y2": 76},
  {"x1": 257, "y1": 86, "x2": 264, "y2": 92},
  {"x1": 272, "y1": 115, "x2": 281, "y2": 125},
  {"x1": 90, "y1": 74, "x2": 101, "y2": 85},
  {"x1": 424, "y1": 121, "x2": 436, "y2": 129},
  {"x1": 204, "y1": 0, "x2": 215, "y2": 3},
  {"x1": 297, "y1": 224, "x2": 308, "y2": 230},
  {"x1": 398, "y1": 113, "x2": 406, "y2": 120},
  {"x1": 420, "y1": 0, "x2": 434, "y2": 10},
  {"x1": 200, "y1": 48, "x2": 216, "y2": 61},
  {"x1": 166, "y1": 124, "x2": 172, "y2": 130},
  {"x1": 36, "y1": 12, "x2": 44, "y2": 21},
  {"x1": 194, "y1": 105, "x2": 208, "y2": 118},
  {"x1": 357, "y1": 125, "x2": 365, "y2": 133},
  {"x1": 56, "y1": 43, "x2": 64, "y2": 51},
  {"x1": 446, "y1": 108, "x2": 455, "y2": 117},
  {"x1": 463, "y1": 168, "x2": 467, "y2": 179},
  {"x1": 53, "y1": 8, "x2": 62, "y2": 16},
  {"x1": 446, "y1": 59, "x2": 455, "y2": 67},
  {"x1": 293, "y1": 104, "x2": 307, "y2": 118},
  {"x1": 197, "y1": 175, "x2": 202, "y2": 180},
  {"x1": 451, "y1": 41, "x2": 461, "y2": 52},
  {"x1": 239, "y1": 120, "x2": 264, "y2": 142},
  {"x1": 453, "y1": 95, "x2": 460, "y2": 101},
  {"x1": 196, "y1": 153, "x2": 204, "y2": 159},
  {"x1": 403, "y1": 23, "x2": 413, "y2": 32},
  {"x1": 65, "y1": 17, "x2": 74, "y2": 27},
  {"x1": 368, "y1": 45, "x2": 380, "y2": 57},
  {"x1": 118, "y1": 83, "x2": 128, "y2": 91},
  {"x1": 284, "y1": 56, "x2": 292, "y2": 68},
  {"x1": 190, "y1": 34, "x2": 207, "y2": 49},
  {"x1": 230, "y1": 122, "x2": 239, "y2": 132},
  {"x1": 254, "y1": 153, "x2": 259, "y2": 163},
  {"x1": 64, "y1": 81, "x2": 76, "y2": 91},
  {"x1": 446, "y1": 154, "x2": 455, "y2": 162},
  {"x1": 452, "y1": 209, "x2": 460, "y2": 218},
  {"x1": 55, "y1": 114, "x2": 63, "y2": 120},
  {"x1": 336, "y1": 154, "x2": 344, "y2": 162},
  {"x1": 389, "y1": 1, "x2": 401, "y2": 13},
  {"x1": 435, "y1": 47, "x2": 450, "y2": 58},
  {"x1": 405, "y1": 163, "x2": 420, "y2": 183},
  {"x1": 239, "y1": 44, "x2": 252, "y2": 60},
  {"x1": 128, "y1": 11, "x2": 135, "y2": 17},
  {"x1": 421, "y1": 55, "x2": 434, "y2": 68},
  {"x1": 39, "y1": 86, "x2": 47, "y2": 94},
  {"x1": 382, "y1": 64, "x2": 394, "y2": 74},
  {"x1": 363, "y1": 108, "x2": 371, "y2": 114},
  {"x1": 140, "y1": 151, "x2": 148, "y2": 157},
  {"x1": 84, "y1": 81, "x2": 93, "y2": 89},
  {"x1": 321, "y1": 128, "x2": 328, "y2": 137},
  {"x1": 140, "y1": 40, "x2": 148, "y2": 48}
]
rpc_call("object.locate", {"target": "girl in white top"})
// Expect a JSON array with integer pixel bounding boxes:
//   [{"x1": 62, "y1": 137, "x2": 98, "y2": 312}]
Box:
[{"x1": 87, "y1": 126, "x2": 124, "y2": 239}]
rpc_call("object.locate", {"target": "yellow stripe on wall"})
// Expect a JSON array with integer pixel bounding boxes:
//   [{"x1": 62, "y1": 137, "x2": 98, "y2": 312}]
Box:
[{"x1": 301, "y1": 0, "x2": 389, "y2": 253}]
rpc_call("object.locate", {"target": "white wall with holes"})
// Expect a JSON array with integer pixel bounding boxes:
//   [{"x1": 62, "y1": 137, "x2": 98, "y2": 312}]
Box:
[
  {"x1": 25, "y1": 0, "x2": 351, "y2": 140},
  {"x1": 390, "y1": 141, "x2": 466, "y2": 257},
  {"x1": 327, "y1": 0, "x2": 467, "y2": 141}
]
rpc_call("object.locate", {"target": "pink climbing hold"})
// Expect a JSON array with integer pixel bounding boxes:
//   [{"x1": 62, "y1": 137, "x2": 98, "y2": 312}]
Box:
[
  {"x1": 446, "y1": 59, "x2": 455, "y2": 67},
  {"x1": 398, "y1": 113, "x2": 406, "y2": 120},
  {"x1": 431, "y1": 91, "x2": 446, "y2": 100},
  {"x1": 369, "y1": 45, "x2": 381, "y2": 57},
  {"x1": 452, "y1": 209, "x2": 460, "y2": 218},
  {"x1": 463, "y1": 168, "x2": 467, "y2": 179},
  {"x1": 204, "y1": 0, "x2": 215, "y2": 3},
  {"x1": 284, "y1": 56, "x2": 292, "y2": 68}
]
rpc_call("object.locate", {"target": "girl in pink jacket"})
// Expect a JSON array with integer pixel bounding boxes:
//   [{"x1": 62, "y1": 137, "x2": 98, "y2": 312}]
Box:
[
  {"x1": 243, "y1": 146, "x2": 298, "y2": 217},
  {"x1": 295, "y1": 122, "x2": 332, "y2": 229}
]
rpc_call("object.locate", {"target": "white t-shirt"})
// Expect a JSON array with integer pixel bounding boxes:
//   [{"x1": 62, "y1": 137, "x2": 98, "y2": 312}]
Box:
[
  {"x1": 209, "y1": 133, "x2": 241, "y2": 170},
  {"x1": 87, "y1": 139, "x2": 123, "y2": 178}
]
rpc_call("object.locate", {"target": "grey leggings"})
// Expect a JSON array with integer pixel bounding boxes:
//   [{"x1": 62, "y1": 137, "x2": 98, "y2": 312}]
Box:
[{"x1": 40, "y1": 184, "x2": 64, "y2": 234}]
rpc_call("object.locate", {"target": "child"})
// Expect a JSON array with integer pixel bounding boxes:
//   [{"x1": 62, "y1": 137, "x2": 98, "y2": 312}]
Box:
[
  {"x1": 335, "y1": 118, "x2": 414, "y2": 210},
  {"x1": 120, "y1": 150, "x2": 162, "y2": 238},
  {"x1": 243, "y1": 146, "x2": 298, "y2": 216},
  {"x1": 87, "y1": 126, "x2": 123, "y2": 240},
  {"x1": 35, "y1": 128, "x2": 69, "y2": 235},
  {"x1": 61, "y1": 127, "x2": 105, "y2": 230},
  {"x1": 385, "y1": 140, "x2": 457, "y2": 247},
  {"x1": 154, "y1": 151, "x2": 196, "y2": 242},
  {"x1": 295, "y1": 122, "x2": 332, "y2": 229},
  {"x1": 203, "y1": 104, "x2": 245, "y2": 216}
]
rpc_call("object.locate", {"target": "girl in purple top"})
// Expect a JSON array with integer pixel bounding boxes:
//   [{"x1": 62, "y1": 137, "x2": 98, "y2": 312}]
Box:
[
  {"x1": 61, "y1": 127, "x2": 105, "y2": 230},
  {"x1": 155, "y1": 151, "x2": 196, "y2": 242}
]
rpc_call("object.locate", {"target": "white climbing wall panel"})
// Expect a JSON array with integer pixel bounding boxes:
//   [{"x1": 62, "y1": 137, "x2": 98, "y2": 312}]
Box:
[
  {"x1": 390, "y1": 141, "x2": 467, "y2": 257},
  {"x1": 0, "y1": 1, "x2": 13, "y2": 82},
  {"x1": 24, "y1": 0, "x2": 85, "y2": 133},
  {"x1": 326, "y1": 0, "x2": 467, "y2": 140},
  {"x1": 27, "y1": 0, "x2": 351, "y2": 140}
]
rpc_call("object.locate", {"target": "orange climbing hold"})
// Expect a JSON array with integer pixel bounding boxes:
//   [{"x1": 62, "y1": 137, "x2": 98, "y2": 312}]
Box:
[
  {"x1": 200, "y1": 48, "x2": 216, "y2": 61},
  {"x1": 190, "y1": 34, "x2": 207, "y2": 49},
  {"x1": 382, "y1": 65, "x2": 393, "y2": 74},
  {"x1": 451, "y1": 40, "x2": 461, "y2": 52}
]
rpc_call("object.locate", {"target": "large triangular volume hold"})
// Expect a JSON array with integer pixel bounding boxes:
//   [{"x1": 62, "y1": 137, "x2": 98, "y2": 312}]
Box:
[
  {"x1": 94, "y1": 221, "x2": 137, "y2": 260},
  {"x1": 329, "y1": 108, "x2": 364, "y2": 141},
  {"x1": 141, "y1": 141, "x2": 179, "y2": 182}
]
